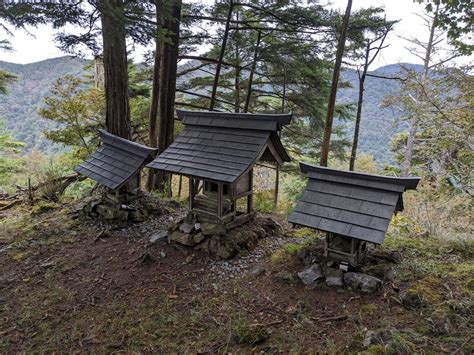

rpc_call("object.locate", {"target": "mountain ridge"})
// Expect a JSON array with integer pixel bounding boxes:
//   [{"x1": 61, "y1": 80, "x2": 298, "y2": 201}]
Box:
[{"x1": 0, "y1": 56, "x2": 421, "y2": 162}]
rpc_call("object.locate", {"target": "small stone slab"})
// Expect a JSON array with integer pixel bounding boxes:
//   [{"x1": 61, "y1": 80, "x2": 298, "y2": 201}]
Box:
[
  {"x1": 149, "y1": 231, "x2": 168, "y2": 245},
  {"x1": 201, "y1": 222, "x2": 225, "y2": 236},
  {"x1": 170, "y1": 231, "x2": 196, "y2": 246},
  {"x1": 297, "y1": 264, "x2": 324, "y2": 285},
  {"x1": 325, "y1": 268, "x2": 344, "y2": 287},
  {"x1": 179, "y1": 222, "x2": 194, "y2": 234},
  {"x1": 248, "y1": 264, "x2": 266, "y2": 277},
  {"x1": 344, "y1": 272, "x2": 382, "y2": 293}
]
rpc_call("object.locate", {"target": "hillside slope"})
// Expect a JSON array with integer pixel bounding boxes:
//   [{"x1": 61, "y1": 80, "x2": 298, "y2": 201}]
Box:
[
  {"x1": 0, "y1": 56, "x2": 89, "y2": 152},
  {"x1": 0, "y1": 56, "x2": 418, "y2": 162}
]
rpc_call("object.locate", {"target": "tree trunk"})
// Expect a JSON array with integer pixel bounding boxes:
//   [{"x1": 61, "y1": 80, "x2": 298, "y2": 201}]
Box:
[
  {"x1": 209, "y1": 0, "x2": 233, "y2": 111},
  {"x1": 99, "y1": 0, "x2": 131, "y2": 140},
  {"x1": 243, "y1": 30, "x2": 261, "y2": 113},
  {"x1": 274, "y1": 65, "x2": 287, "y2": 208},
  {"x1": 147, "y1": 2, "x2": 162, "y2": 192},
  {"x1": 154, "y1": 0, "x2": 182, "y2": 195},
  {"x1": 349, "y1": 42, "x2": 370, "y2": 171},
  {"x1": 94, "y1": 55, "x2": 104, "y2": 89},
  {"x1": 234, "y1": 10, "x2": 240, "y2": 112},
  {"x1": 401, "y1": 4, "x2": 438, "y2": 177},
  {"x1": 319, "y1": 0, "x2": 352, "y2": 167}
]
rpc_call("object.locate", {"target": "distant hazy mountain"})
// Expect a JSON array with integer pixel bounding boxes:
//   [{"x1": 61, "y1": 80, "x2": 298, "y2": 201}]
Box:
[
  {"x1": 336, "y1": 64, "x2": 420, "y2": 163},
  {"x1": 0, "y1": 56, "x2": 89, "y2": 153},
  {"x1": 0, "y1": 56, "x2": 421, "y2": 163}
]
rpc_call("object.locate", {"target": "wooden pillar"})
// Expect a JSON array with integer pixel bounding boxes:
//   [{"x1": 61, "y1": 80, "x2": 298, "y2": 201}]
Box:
[
  {"x1": 274, "y1": 164, "x2": 279, "y2": 208},
  {"x1": 247, "y1": 169, "x2": 253, "y2": 214},
  {"x1": 217, "y1": 182, "x2": 223, "y2": 221},
  {"x1": 189, "y1": 177, "x2": 194, "y2": 210}
]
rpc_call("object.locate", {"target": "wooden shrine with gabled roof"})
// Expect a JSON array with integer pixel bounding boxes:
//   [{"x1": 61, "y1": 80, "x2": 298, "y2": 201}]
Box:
[
  {"x1": 75, "y1": 129, "x2": 158, "y2": 204},
  {"x1": 288, "y1": 162, "x2": 420, "y2": 265},
  {"x1": 147, "y1": 109, "x2": 292, "y2": 228}
]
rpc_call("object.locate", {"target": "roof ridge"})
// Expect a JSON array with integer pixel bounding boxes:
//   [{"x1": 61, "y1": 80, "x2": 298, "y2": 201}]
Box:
[
  {"x1": 99, "y1": 129, "x2": 158, "y2": 157},
  {"x1": 299, "y1": 162, "x2": 420, "y2": 190}
]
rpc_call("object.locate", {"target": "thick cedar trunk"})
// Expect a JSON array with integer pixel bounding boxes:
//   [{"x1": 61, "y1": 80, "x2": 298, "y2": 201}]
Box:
[
  {"x1": 146, "y1": 2, "x2": 162, "y2": 191},
  {"x1": 209, "y1": 0, "x2": 233, "y2": 111},
  {"x1": 154, "y1": 0, "x2": 182, "y2": 195},
  {"x1": 274, "y1": 65, "x2": 287, "y2": 207},
  {"x1": 319, "y1": 0, "x2": 352, "y2": 167},
  {"x1": 99, "y1": 0, "x2": 131, "y2": 140},
  {"x1": 234, "y1": 10, "x2": 240, "y2": 112},
  {"x1": 243, "y1": 30, "x2": 261, "y2": 113},
  {"x1": 402, "y1": 4, "x2": 438, "y2": 177}
]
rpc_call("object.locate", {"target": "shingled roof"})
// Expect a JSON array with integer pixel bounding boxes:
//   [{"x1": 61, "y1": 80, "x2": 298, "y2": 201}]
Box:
[
  {"x1": 288, "y1": 163, "x2": 420, "y2": 244},
  {"x1": 75, "y1": 129, "x2": 158, "y2": 190},
  {"x1": 146, "y1": 110, "x2": 292, "y2": 183}
]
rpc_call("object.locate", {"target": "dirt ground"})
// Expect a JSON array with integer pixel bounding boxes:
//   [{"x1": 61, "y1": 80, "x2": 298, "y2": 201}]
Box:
[{"x1": 0, "y1": 198, "x2": 472, "y2": 353}]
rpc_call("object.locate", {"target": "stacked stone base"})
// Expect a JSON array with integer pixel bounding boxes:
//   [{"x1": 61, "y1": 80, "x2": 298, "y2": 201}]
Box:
[
  {"x1": 169, "y1": 214, "x2": 284, "y2": 259},
  {"x1": 79, "y1": 195, "x2": 160, "y2": 224}
]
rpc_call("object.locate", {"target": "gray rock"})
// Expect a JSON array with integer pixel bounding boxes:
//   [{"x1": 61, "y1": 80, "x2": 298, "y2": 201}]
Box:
[
  {"x1": 297, "y1": 264, "x2": 324, "y2": 285},
  {"x1": 149, "y1": 231, "x2": 168, "y2": 245},
  {"x1": 248, "y1": 264, "x2": 266, "y2": 277},
  {"x1": 325, "y1": 268, "x2": 344, "y2": 287},
  {"x1": 170, "y1": 231, "x2": 196, "y2": 246},
  {"x1": 274, "y1": 271, "x2": 298, "y2": 285},
  {"x1": 179, "y1": 222, "x2": 194, "y2": 234},
  {"x1": 201, "y1": 222, "x2": 225, "y2": 236},
  {"x1": 344, "y1": 272, "x2": 382, "y2": 293},
  {"x1": 96, "y1": 204, "x2": 128, "y2": 220},
  {"x1": 129, "y1": 209, "x2": 148, "y2": 222},
  {"x1": 159, "y1": 251, "x2": 166, "y2": 258},
  {"x1": 363, "y1": 330, "x2": 389, "y2": 347},
  {"x1": 215, "y1": 242, "x2": 236, "y2": 259},
  {"x1": 193, "y1": 232, "x2": 205, "y2": 244}
]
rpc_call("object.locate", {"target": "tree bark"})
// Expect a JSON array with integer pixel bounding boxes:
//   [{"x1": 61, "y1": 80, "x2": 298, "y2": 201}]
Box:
[
  {"x1": 209, "y1": 0, "x2": 233, "y2": 111},
  {"x1": 99, "y1": 0, "x2": 131, "y2": 140},
  {"x1": 154, "y1": 0, "x2": 182, "y2": 195},
  {"x1": 243, "y1": 30, "x2": 261, "y2": 113},
  {"x1": 147, "y1": 1, "x2": 162, "y2": 191},
  {"x1": 401, "y1": 4, "x2": 438, "y2": 177},
  {"x1": 319, "y1": 0, "x2": 352, "y2": 167},
  {"x1": 349, "y1": 43, "x2": 369, "y2": 171},
  {"x1": 234, "y1": 10, "x2": 240, "y2": 112}
]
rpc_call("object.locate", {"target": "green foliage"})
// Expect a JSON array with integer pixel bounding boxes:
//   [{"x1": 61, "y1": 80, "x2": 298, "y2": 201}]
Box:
[
  {"x1": 39, "y1": 75, "x2": 104, "y2": 160},
  {"x1": 34, "y1": 157, "x2": 70, "y2": 202},
  {"x1": 0, "y1": 120, "x2": 25, "y2": 188},
  {"x1": 419, "y1": 0, "x2": 473, "y2": 55},
  {"x1": 281, "y1": 172, "x2": 306, "y2": 204},
  {"x1": 0, "y1": 69, "x2": 16, "y2": 95}
]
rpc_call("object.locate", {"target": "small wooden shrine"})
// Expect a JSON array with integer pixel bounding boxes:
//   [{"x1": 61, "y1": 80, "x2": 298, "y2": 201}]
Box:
[
  {"x1": 75, "y1": 129, "x2": 158, "y2": 204},
  {"x1": 147, "y1": 110, "x2": 292, "y2": 228},
  {"x1": 288, "y1": 163, "x2": 420, "y2": 266}
]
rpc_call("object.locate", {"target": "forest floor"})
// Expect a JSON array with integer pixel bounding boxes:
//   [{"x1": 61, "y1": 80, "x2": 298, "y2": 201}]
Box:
[{"x1": 0, "y1": 197, "x2": 472, "y2": 353}]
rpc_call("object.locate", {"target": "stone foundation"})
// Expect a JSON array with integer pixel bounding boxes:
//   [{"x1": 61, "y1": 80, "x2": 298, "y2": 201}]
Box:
[
  {"x1": 168, "y1": 214, "x2": 284, "y2": 259},
  {"x1": 79, "y1": 194, "x2": 162, "y2": 224}
]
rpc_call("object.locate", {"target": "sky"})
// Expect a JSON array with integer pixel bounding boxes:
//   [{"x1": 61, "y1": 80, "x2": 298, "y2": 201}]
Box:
[{"x1": 0, "y1": 0, "x2": 469, "y2": 69}]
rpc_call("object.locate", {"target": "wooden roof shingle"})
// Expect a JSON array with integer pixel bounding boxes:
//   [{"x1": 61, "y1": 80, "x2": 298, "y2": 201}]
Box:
[
  {"x1": 288, "y1": 163, "x2": 420, "y2": 244},
  {"x1": 147, "y1": 110, "x2": 292, "y2": 183},
  {"x1": 75, "y1": 129, "x2": 158, "y2": 190}
]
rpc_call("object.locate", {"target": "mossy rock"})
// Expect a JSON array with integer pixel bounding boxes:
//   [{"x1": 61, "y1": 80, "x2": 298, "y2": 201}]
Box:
[
  {"x1": 232, "y1": 321, "x2": 269, "y2": 345},
  {"x1": 366, "y1": 344, "x2": 385, "y2": 354},
  {"x1": 361, "y1": 303, "x2": 379, "y2": 315},
  {"x1": 401, "y1": 277, "x2": 443, "y2": 309},
  {"x1": 31, "y1": 201, "x2": 59, "y2": 216}
]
